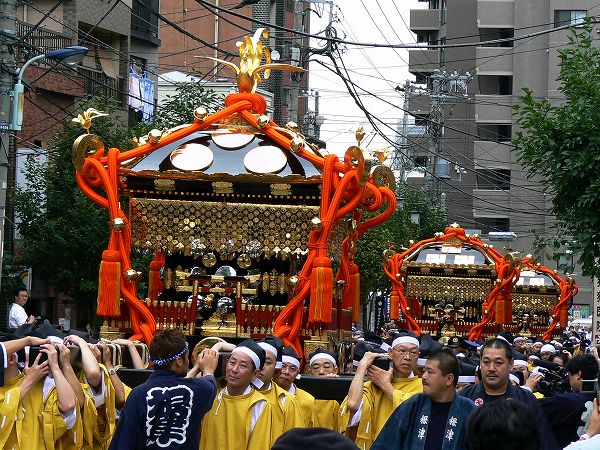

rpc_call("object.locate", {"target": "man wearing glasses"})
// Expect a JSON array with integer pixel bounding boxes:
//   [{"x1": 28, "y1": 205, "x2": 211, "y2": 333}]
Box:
[{"x1": 339, "y1": 333, "x2": 423, "y2": 449}]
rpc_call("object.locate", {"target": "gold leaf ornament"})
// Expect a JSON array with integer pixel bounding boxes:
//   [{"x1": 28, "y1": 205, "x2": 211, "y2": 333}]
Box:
[
  {"x1": 72, "y1": 108, "x2": 109, "y2": 133},
  {"x1": 197, "y1": 28, "x2": 306, "y2": 93}
]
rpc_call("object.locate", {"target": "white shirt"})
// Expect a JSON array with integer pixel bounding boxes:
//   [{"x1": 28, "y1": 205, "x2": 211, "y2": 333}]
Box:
[{"x1": 8, "y1": 303, "x2": 27, "y2": 328}]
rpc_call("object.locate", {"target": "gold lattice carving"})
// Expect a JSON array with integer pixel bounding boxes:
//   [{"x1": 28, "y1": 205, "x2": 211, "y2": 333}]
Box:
[
  {"x1": 130, "y1": 198, "x2": 322, "y2": 255},
  {"x1": 406, "y1": 275, "x2": 492, "y2": 302}
]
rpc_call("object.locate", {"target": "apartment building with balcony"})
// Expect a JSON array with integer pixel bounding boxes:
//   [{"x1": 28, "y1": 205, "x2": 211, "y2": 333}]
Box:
[
  {"x1": 12, "y1": 0, "x2": 160, "y2": 325},
  {"x1": 407, "y1": 0, "x2": 600, "y2": 304},
  {"x1": 159, "y1": 1, "x2": 309, "y2": 129}
]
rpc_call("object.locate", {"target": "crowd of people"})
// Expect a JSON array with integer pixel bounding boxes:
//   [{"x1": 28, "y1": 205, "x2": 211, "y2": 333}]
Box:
[{"x1": 3, "y1": 287, "x2": 600, "y2": 449}]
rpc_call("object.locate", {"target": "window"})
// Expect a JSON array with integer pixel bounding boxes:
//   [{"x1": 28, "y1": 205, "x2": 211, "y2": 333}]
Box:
[
  {"x1": 475, "y1": 217, "x2": 510, "y2": 234},
  {"x1": 414, "y1": 156, "x2": 428, "y2": 168},
  {"x1": 475, "y1": 169, "x2": 511, "y2": 190},
  {"x1": 417, "y1": 32, "x2": 429, "y2": 43},
  {"x1": 477, "y1": 124, "x2": 512, "y2": 141},
  {"x1": 132, "y1": 0, "x2": 159, "y2": 38},
  {"x1": 478, "y1": 75, "x2": 513, "y2": 95},
  {"x1": 439, "y1": 37, "x2": 446, "y2": 66},
  {"x1": 440, "y1": 0, "x2": 447, "y2": 24},
  {"x1": 554, "y1": 10, "x2": 586, "y2": 27},
  {"x1": 479, "y1": 28, "x2": 514, "y2": 47}
]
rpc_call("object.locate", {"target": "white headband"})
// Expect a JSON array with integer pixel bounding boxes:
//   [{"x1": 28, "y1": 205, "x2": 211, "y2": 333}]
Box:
[
  {"x1": 458, "y1": 375, "x2": 475, "y2": 384},
  {"x1": 258, "y1": 343, "x2": 280, "y2": 369},
  {"x1": 416, "y1": 358, "x2": 427, "y2": 367},
  {"x1": 282, "y1": 355, "x2": 300, "y2": 369},
  {"x1": 392, "y1": 336, "x2": 420, "y2": 349},
  {"x1": 513, "y1": 337, "x2": 526, "y2": 343},
  {"x1": 496, "y1": 335, "x2": 509, "y2": 344},
  {"x1": 509, "y1": 373, "x2": 520, "y2": 385},
  {"x1": 309, "y1": 352, "x2": 337, "y2": 367},
  {"x1": 513, "y1": 360, "x2": 528, "y2": 368},
  {"x1": 540, "y1": 344, "x2": 555, "y2": 354},
  {"x1": 380, "y1": 342, "x2": 390, "y2": 351},
  {"x1": 232, "y1": 347, "x2": 260, "y2": 370}
]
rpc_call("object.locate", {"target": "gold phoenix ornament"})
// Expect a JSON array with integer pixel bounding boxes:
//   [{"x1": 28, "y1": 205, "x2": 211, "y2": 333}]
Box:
[
  {"x1": 200, "y1": 28, "x2": 306, "y2": 93},
  {"x1": 72, "y1": 108, "x2": 109, "y2": 133}
]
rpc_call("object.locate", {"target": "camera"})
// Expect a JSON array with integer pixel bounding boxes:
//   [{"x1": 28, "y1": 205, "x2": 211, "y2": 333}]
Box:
[
  {"x1": 27, "y1": 346, "x2": 48, "y2": 367},
  {"x1": 536, "y1": 367, "x2": 570, "y2": 397},
  {"x1": 371, "y1": 356, "x2": 391, "y2": 371}
]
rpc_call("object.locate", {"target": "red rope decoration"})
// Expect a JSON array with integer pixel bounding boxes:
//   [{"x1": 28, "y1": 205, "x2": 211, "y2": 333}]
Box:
[
  {"x1": 517, "y1": 257, "x2": 579, "y2": 341},
  {"x1": 77, "y1": 92, "x2": 396, "y2": 351}
]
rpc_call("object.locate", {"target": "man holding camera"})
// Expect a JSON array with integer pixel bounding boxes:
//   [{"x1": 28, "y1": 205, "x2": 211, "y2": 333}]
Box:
[
  {"x1": 340, "y1": 334, "x2": 423, "y2": 449},
  {"x1": 536, "y1": 354, "x2": 600, "y2": 448}
]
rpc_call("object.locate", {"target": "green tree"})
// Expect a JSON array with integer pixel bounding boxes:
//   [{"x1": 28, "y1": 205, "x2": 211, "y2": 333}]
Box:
[
  {"x1": 355, "y1": 184, "x2": 447, "y2": 301},
  {"x1": 12, "y1": 83, "x2": 219, "y2": 327},
  {"x1": 513, "y1": 20, "x2": 600, "y2": 278}
]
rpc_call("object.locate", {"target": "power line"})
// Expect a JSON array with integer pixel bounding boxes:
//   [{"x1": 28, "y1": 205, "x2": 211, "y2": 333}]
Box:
[{"x1": 193, "y1": 0, "x2": 600, "y2": 49}]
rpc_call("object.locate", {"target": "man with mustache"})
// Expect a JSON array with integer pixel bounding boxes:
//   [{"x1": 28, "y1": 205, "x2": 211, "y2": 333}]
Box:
[{"x1": 459, "y1": 338, "x2": 560, "y2": 450}]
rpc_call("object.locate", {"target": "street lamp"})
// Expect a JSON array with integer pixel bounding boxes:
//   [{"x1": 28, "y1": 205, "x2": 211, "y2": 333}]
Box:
[{"x1": 10, "y1": 46, "x2": 88, "y2": 131}]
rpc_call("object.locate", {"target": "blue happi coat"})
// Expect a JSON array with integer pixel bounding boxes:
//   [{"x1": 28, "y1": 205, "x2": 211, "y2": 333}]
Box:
[{"x1": 371, "y1": 392, "x2": 475, "y2": 450}]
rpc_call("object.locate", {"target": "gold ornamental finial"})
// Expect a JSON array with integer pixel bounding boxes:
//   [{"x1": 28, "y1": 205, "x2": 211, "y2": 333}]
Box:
[
  {"x1": 198, "y1": 28, "x2": 306, "y2": 93},
  {"x1": 72, "y1": 108, "x2": 109, "y2": 133},
  {"x1": 355, "y1": 126, "x2": 365, "y2": 146}
]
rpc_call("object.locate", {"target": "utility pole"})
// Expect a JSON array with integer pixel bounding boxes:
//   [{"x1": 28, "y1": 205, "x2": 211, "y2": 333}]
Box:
[
  {"x1": 288, "y1": 0, "x2": 304, "y2": 124},
  {"x1": 426, "y1": 69, "x2": 472, "y2": 205},
  {"x1": 0, "y1": 0, "x2": 18, "y2": 296},
  {"x1": 288, "y1": 0, "x2": 334, "y2": 126},
  {"x1": 393, "y1": 79, "x2": 416, "y2": 181}
]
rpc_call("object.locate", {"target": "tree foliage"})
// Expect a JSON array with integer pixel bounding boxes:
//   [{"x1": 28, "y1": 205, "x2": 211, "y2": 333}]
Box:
[
  {"x1": 12, "y1": 83, "x2": 220, "y2": 326},
  {"x1": 355, "y1": 184, "x2": 447, "y2": 300},
  {"x1": 513, "y1": 20, "x2": 600, "y2": 277}
]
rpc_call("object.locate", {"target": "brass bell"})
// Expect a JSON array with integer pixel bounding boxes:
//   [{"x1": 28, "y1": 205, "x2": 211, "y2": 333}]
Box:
[
  {"x1": 194, "y1": 107, "x2": 208, "y2": 122},
  {"x1": 285, "y1": 121, "x2": 299, "y2": 132},
  {"x1": 148, "y1": 129, "x2": 162, "y2": 144},
  {"x1": 256, "y1": 115, "x2": 270, "y2": 128},
  {"x1": 290, "y1": 137, "x2": 305, "y2": 153},
  {"x1": 124, "y1": 269, "x2": 142, "y2": 282},
  {"x1": 310, "y1": 217, "x2": 322, "y2": 231},
  {"x1": 111, "y1": 217, "x2": 126, "y2": 231},
  {"x1": 288, "y1": 275, "x2": 299, "y2": 288}
]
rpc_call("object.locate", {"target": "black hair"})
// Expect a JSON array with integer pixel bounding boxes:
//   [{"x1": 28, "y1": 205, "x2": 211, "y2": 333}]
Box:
[
  {"x1": 13, "y1": 287, "x2": 27, "y2": 298},
  {"x1": 429, "y1": 349, "x2": 459, "y2": 386},
  {"x1": 149, "y1": 330, "x2": 188, "y2": 371},
  {"x1": 467, "y1": 399, "x2": 540, "y2": 450},
  {"x1": 480, "y1": 338, "x2": 513, "y2": 361},
  {"x1": 565, "y1": 354, "x2": 599, "y2": 380}
]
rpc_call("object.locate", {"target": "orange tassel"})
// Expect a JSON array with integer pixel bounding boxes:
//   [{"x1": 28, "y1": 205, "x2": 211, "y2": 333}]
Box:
[
  {"x1": 390, "y1": 293, "x2": 400, "y2": 320},
  {"x1": 148, "y1": 252, "x2": 164, "y2": 300},
  {"x1": 97, "y1": 250, "x2": 121, "y2": 317},
  {"x1": 559, "y1": 308, "x2": 568, "y2": 328},
  {"x1": 309, "y1": 257, "x2": 333, "y2": 323},
  {"x1": 347, "y1": 263, "x2": 361, "y2": 322},
  {"x1": 496, "y1": 297, "x2": 506, "y2": 324}
]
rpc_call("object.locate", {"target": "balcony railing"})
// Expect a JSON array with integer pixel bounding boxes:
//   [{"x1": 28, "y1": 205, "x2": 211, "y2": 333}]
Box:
[
  {"x1": 77, "y1": 66, "x2": 123, "y2": 104},
  {"x1": 16, "y1": 20, "x2": 72, "y2": 56}
]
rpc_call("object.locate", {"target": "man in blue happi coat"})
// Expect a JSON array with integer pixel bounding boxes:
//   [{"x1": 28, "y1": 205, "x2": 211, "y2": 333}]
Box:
[{"x1": 372, "y1": 349, "x2": 475, "y2": 450}]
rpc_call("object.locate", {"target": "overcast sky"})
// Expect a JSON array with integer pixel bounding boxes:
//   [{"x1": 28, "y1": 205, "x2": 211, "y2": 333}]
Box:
[{"x1": 308, "y1": 1, "x2": 425, "y2": 155}]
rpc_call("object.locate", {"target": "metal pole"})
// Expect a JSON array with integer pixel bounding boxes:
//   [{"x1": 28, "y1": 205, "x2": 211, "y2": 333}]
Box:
[
  {"x1": 0, "y1": 0, "x2": 18, "y2": 296},
  {"x1": 288, "y1": 0, "x2": 303, "y2": 124}
]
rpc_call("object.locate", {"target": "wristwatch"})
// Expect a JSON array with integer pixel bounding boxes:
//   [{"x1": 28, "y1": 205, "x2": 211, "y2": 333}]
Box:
[{"x1": 108, "y1": 368, "x2": 117, "y2": 376}]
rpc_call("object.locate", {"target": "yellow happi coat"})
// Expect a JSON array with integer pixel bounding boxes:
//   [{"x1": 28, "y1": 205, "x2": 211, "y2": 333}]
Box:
[
  {"x1": 339, "y1": 377, "x2": 423, "y2": 450},
  {"x1": 20, "y1": 375, "x2": 84, "y2": 450},
  {"x1": 260, "y1": 381, "x2": 306, "y2": 444},
  {"x1": 79, "y1": 364, "x2": 116, "y2": 450},
  {"x1": 313, "y1": 399, "x2": 340, "y2": 430},
  {"x1": 290, "y1": 384, "x2": 315, "y2": 427},
  {"x1": 200, "y1": 388, "x2": 272, "y2": 450}
]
